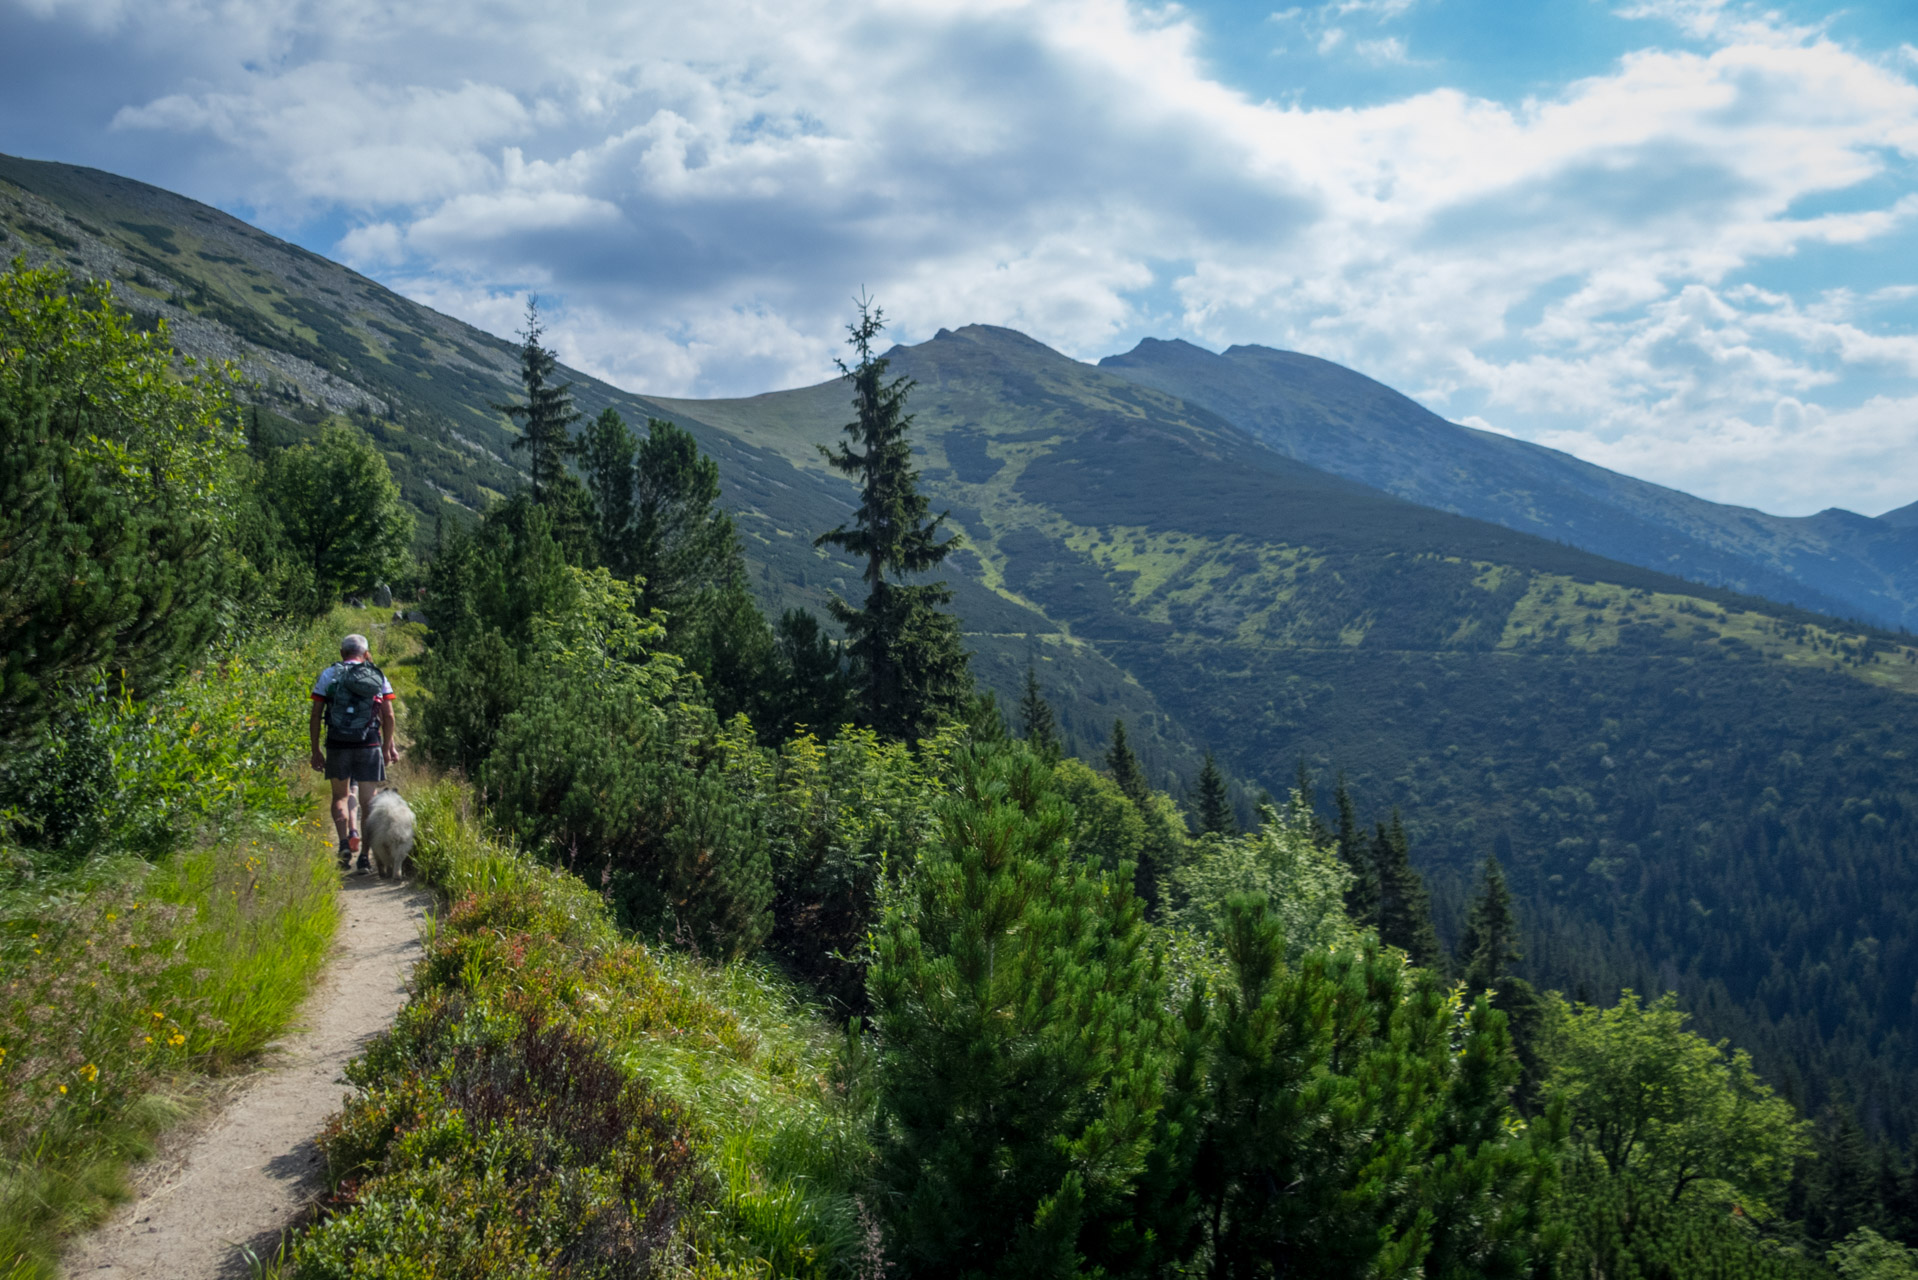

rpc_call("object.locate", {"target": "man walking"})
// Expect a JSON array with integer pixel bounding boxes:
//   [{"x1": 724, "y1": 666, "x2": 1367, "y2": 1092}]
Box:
[{"x1": 310, "y1": 633, "x2": 398, "y2": 872}]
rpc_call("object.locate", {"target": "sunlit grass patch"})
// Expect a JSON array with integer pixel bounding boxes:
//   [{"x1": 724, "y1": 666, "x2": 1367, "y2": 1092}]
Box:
[{"x1": 0, "y1": 819, "x2": 337, "y2": 1278}]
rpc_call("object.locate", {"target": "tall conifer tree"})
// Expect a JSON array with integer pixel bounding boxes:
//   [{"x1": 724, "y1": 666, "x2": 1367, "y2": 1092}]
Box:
[
  {"x1": 580, "y1": 409, "x2": 773, "y2": 719},
  {"x1": 1460, "y1": 853, "x2": 1522, "y2": 992},
  {"x1": 581, "y1": 407, "x2": 637, "y2": 572},
  {"x1": 493, "y1": 300, "x2": 581, "y2": 504},
  {"x1": 1373, "y1": 812, "x2": 1444, "y2": 969},
  {"x1": 1194, "y1": 752, "x2": 1234, "y2": 837},
  {"x1": 1105, "y1": 718, "x2": 1148, "y2": 806},
  {"x1": 815, "y1": 299, "x2": 970, "y2": 741},
  {"x1": 1019, "y1": 663, "x2": 1062, "y2": 764},
  {"x1": 1334, "y1": 775, "x2": 1378, "y2": 928}
]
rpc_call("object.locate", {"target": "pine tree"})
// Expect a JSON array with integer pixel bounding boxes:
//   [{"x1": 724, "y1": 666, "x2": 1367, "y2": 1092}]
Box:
[
  {"x1": 1194, "y1": 751, "x2": 1235, "y2": 836},
  {"x1": 869, "y1": 743, "x2": 1167, "y2": 1276},
  {"x1": 1144, "y1": 895, "x2": 1561, "y2": 1278},
  {"x1": 0, "y1": 263, "x2": 241, "y2": 745},
  {"x1": 493, "y1": 300, "x2": 581, "y2": 503},
  {"x1": 1018, "y1": 663, "x2": 1062, "y2": 764},
  {"x1": 1334, "y1": 775, "x2": 1378, "y2": 928},
  {"x1": 815, "y1": 299, "x2": 971, "y2": 742},
  {"x1": 1460, "y1": 853, "x2": 1522, "y2": 992},
  {"x1": 1105, "y1": 718, "x2": 1148, "y2": 806},
  {"x1": 1373, "y1": 813, "x2": 1444, "y2": 969}
]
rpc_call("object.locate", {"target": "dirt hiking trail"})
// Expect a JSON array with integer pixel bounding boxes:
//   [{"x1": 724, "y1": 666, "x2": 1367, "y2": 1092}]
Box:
[{"x1": 63, "y1": 875, "x2": 431, "y2": 1279}]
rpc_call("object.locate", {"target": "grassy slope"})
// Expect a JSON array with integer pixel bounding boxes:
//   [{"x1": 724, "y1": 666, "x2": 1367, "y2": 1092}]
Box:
[
  {"x1": 290, "y1": 774, "x2": 869, "y2": 1279},
  {"x1": 0, "y1": 617, "x2": 368, "y2": 1280}
]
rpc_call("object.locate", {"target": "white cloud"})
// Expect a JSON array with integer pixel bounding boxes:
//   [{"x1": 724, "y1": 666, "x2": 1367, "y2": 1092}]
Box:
[
  {"x1": 6, "y1": 0, "x2": 1918, "y2": 511},
  {"x1": 1533, "y1": 390, "x2": 1918, "y2": 515}
]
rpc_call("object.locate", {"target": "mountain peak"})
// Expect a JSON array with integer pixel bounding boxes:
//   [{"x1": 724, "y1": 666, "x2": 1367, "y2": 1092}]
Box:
[{"x1": 1101, "y1": 336, "x2": 1217, "y2": 366}]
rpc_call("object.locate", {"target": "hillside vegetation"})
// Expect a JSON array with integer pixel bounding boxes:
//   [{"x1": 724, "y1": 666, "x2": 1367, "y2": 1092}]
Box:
[
  {"x1": 6, "y1": 156, "x2": 1918, "y2": 1154},
  {"x1": 9, "y1": 247, "x2": 1918, "y2": 1277},
  {"x1": 667, "y1": 324, "x2": 1918, "y2": 1145}
]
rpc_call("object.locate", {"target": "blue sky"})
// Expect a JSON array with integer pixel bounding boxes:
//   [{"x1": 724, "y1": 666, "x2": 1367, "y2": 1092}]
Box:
[{"x1": 3, "y1": 0, "x2": 1916, "y2": 517}]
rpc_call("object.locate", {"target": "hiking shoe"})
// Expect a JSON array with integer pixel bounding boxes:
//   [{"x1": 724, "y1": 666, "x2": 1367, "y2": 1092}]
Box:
[
  {"x1": 346, "y1": 832, "x2": 362, "y2": 854},
  {"x1": 356, "y1": 857, "x2": 372, "y2": 876}
]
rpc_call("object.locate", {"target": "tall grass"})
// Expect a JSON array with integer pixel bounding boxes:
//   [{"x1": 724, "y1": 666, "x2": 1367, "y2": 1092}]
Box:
[
  {"x1": 305, "y1": 774, "x2": 879, "y2": 1277},
  {"x1": 0, "y1": 616, "x2": 357, "y2": 1280}
]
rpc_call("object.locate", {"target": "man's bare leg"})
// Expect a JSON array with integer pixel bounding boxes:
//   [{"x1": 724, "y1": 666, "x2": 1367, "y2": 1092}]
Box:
[{"x1": 330, "y1": 778, "x2": 356, "y2": 860}]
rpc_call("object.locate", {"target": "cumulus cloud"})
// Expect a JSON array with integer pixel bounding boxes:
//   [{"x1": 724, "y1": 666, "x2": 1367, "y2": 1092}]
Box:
[{"x1": 5, "y1": 0, "x2": 1917, "y2": 513}]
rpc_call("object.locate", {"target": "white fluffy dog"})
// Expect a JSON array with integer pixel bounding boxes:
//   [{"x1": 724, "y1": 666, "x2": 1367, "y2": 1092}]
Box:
[{"x1": 361, "y1": 788, "x2": 416, "y2": 880}]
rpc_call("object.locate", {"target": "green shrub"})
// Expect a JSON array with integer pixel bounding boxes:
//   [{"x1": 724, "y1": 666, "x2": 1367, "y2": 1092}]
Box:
[
  {"x1": 0, "y1": 260, "x2": 245, "y2": 748},
  {"x1": 307, "y1": 775, "x2": 877, "y2": 1278},
  {"x1": 3, "y1": 627, "x2": 321, "y2": 870},
  {"x1": 482, "y1": 569, "x2": 772, "y2": 959}
]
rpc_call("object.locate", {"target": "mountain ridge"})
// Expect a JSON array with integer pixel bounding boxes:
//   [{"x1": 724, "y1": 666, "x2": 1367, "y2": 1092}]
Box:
[{"x1": 1099, "y1": 337, "x2": 1918, "y2": 629}]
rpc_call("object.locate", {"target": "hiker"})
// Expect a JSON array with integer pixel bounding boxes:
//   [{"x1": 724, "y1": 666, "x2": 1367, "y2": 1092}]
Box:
[{"x1": 310, "y1": 633, "x2": 398, "y2": 872}]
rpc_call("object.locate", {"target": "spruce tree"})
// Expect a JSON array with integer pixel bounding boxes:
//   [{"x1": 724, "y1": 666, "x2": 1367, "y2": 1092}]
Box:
[
  {"x1": 1105, "y1": 718, "x2": 1149, "y2": 806},
  {"x1": 1018, "y1": 663, "x2": 1062, "y2": 764},
  {"x1": 1334, "y1": 775, "x2": 1378, "y2": 928},
  {"x1": 1372, "y1": 813, "x2": 1444, "y2": 969},
  {"x1": 1194, "y1": 751, "x2": 1235, "y2": 837},
  {"x1": 581, "y1": 406, "x2": 637, "y2": 572},
  {"x1": 815, "y1": 299, "x2": 971, "y2": 742},
  {"x1": 762, "y1": 608, "x2": 853, "y2": 739},
  {"x1": 580, "y1": 410, "x2": 774, "y2": 719},
  {"x1": 493, "y1": 300, "x2": 581, "y2": 504},
  {"x1": 1292, "y1": 760, "x2": 1332, "y2": 845},
  {"x1": 1460, "y1": 853, "x2": 1522, "y2": 992},
  {"x1": 967, "y1": 689, "x2": 1009, "y2": 743},
  {"x1": 630, "y1": 419, "x2": 738, "y2": 622}
]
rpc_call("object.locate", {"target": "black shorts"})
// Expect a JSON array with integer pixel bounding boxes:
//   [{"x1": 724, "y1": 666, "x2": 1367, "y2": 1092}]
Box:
[{"x1": 324, "y1": 744, "x2": 386, "y2": 783}]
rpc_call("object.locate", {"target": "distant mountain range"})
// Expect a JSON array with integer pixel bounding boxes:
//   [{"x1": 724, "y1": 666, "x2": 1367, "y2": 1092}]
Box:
[
  {"x1": 6, "y1": 152, "x2": 1918, "y2": 1137},
  {"x1": 1101, "y1": 339, "x2": 1918, "y2": 631}
]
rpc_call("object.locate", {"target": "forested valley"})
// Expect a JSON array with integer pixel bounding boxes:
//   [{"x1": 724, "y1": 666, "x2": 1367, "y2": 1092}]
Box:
[{"x1": 4, "y1": 153, "x2": 1918, "y2": 1279}]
